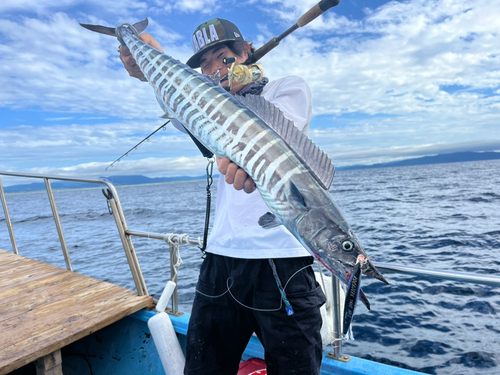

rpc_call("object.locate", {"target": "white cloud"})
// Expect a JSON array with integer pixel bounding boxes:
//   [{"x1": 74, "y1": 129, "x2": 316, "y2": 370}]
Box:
[
  {"x1": 0, "y1": 155, "x2": 209, "y2": 187},
  {"x1": 170, "y1": 0, "x2": 220, "y2": 14},
  {"x1": 317, "y1": 138, "x2": 500, "y2": 167},
  {"x1": 0, "y1": 0, "x2": 149, "y2": 18},
  {"x1": 148, "y1": 0, "x2": 221, "y2": 15},
  {"x1": 45, "y1": 117, "x2": 74, "y2": 121},
  {"x1": 255, "y1": 0, "x2": 351, "y2": 32},
  {"x1": 0, "y1": 120, "x2": 204, "y2": 172},
  {"x1": 262, "y1": 0, "x2": 500, "y2": 116},
  {"x1": 0, "y1": 13, "x2": 190, "y2": 119},
  {"x1": 1, "y1": 0, "x2": 499, "y2": 178},
  {"x1": 26, "y1": 155, "x2": 207, "y2": 177}
]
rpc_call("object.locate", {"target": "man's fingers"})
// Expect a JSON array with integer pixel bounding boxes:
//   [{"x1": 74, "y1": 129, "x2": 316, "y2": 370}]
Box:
[
  {"x1": 121, "y1": 53, "x2": 133, "y2": 64},
  {"x1": 217, "y1": 158, "x2": 255, "y2": 193},
  {"x1": 225, "y1": 163, "x2": 239, "y2": 184},
  {"x1": 127, "y1": 64, "x2": 142, "y2": 75},
  {"x1": 119, "y1": 48, "x2": 146, "y2": 81},
  {"x1": 243, "y1": 177, "x2": 256, "y2": 194},
  {"x1": 121, "y1": 54, "x2": 137, "y2": 69},
  {"x1": 233, "y1": 169, "x2": 248, "y2": 190},
  {"x1": 217, "y1": 157, "x2": 231, "y2": 175},
  {"x1": 119, "y1": 45, "x2": 131, "y2": 56}
]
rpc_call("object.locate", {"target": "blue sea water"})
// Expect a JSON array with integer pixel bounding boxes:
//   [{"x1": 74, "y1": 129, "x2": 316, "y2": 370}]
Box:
[{"x1": 1, "y1": 159, "x2": 499, "y2": 374}]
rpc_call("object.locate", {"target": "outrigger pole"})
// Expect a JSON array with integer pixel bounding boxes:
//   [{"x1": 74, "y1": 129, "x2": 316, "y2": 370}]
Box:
[{"x1": 244, "y1": 0, "x2": 341, "y2": 64}]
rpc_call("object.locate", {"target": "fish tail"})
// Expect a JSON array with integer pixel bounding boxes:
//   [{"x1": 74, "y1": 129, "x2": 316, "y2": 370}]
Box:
[{"x1": 80, "y1": 19, "x2": 149, "y2": 44}]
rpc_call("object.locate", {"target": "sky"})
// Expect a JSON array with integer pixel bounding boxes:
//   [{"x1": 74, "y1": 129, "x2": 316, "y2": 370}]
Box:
[{"x1": 1, "y1": 0, "x2": 500, "y2": 186}]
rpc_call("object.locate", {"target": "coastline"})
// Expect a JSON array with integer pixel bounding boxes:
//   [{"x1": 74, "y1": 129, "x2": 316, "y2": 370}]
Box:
[{"x1": 3, "y1": 177, "x2": 216, "y2": 196}]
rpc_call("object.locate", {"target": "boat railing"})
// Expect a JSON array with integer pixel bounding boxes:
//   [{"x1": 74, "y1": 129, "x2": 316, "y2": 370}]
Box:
[
  {"x1": 0, "y1": 171, "x2": 148, "y2": 296},
  {"x1": 1, "y1": 171, "x2": 500, "y2": 362}
]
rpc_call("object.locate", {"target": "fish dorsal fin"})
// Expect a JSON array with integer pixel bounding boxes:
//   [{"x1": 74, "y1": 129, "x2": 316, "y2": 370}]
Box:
[{"x1": 236, "y1": 94, "x2": 335, "y2": 190}]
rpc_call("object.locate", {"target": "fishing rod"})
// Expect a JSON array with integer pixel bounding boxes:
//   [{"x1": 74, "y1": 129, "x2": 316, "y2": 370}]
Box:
[
  {"x1": 221, "y1": 0, "x2": 341, "y2": 89},
  {"x1": 105, "y1": 121, "x2": 170, "y2": 171},
  {"x1": 244, "y1": 0, "x2": 341, "y2": 64},
  {"x1": 107, "y1": 0, "x2": 341, "y2": 168}
]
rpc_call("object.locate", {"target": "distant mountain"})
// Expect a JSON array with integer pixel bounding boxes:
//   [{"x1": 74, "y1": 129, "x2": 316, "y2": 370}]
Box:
[
  {"x1": 3, "y1": 174, "x2": 214, "y2": 194},
  {"x1": 98, "y1": 174, "x2": 212, "y2": 186},
  {"x1": 337, "y1": 151, "x2": 500, "y2": 170},
  {"x1": 4, "y1": 151, "x2": 499, "y2": 193}
]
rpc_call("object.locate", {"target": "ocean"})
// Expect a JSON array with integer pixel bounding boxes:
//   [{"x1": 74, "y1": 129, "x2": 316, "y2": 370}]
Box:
[{"x1": 1, "y1": 159, "x2": 499, "y2": 374}]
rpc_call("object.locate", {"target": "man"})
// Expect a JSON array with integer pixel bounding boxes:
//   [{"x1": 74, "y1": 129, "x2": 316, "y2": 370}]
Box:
[{"x1": 121, "y1": 18, "x2": 326, "y2": 375}]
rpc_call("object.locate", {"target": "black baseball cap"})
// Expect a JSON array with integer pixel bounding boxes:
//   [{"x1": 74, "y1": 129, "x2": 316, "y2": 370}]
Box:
[{"x1": 186, "y1": 18, "x2": 244, "y2": 69}]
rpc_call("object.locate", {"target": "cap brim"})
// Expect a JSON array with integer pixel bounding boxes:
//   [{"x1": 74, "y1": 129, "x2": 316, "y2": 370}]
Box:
[{"x1": 186, "y1": 39, "x2": 237, "y2": 69}]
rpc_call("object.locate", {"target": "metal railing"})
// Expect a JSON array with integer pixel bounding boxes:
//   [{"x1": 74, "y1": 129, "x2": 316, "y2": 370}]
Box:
[
  {"x1": 2, "y1": 171, "x2": 500, "y2": 361},
  {"x1": 0, "y1": 171, "x2": 148, "y2": 296},
  {"x1": 113, "y1": 230, "x2": 500, "y2": 361}
]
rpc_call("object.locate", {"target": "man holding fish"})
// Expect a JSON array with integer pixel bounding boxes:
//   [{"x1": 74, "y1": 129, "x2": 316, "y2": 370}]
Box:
[{"x1": 120, "y1": 18, "x2": 327, "y2": 374}]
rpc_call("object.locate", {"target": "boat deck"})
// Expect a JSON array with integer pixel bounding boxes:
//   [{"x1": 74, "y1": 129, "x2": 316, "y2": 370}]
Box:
[{"x1": 0, "y1": 249, "x2": 154, "y2": 375}]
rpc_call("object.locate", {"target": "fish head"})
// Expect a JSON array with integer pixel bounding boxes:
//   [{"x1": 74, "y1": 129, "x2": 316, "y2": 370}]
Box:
[{"x1": 297, "y1": 209, "x2": 388, "y2": 285}]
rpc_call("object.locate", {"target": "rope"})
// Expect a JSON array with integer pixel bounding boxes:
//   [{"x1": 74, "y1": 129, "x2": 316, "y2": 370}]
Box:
[{"x1": 163, "y1": 233, "x2": 186, "y2": 281}]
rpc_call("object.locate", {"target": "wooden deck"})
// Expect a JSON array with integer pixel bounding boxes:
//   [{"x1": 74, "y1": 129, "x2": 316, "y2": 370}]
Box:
[{"x1": 0, "y1": 249, "x2": 154, "y2": 375}]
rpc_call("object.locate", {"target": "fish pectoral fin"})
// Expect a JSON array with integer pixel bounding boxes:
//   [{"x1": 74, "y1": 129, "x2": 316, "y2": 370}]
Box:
[
  {"x1": 258, "y1": 212, "x2": 282, "y2": 229},
  {"x1": 159, "y1": 111, "x2": 175, "y2": 119},
  {"x1": 155, "y1": 92, "x2": 176, "y2": 118}
]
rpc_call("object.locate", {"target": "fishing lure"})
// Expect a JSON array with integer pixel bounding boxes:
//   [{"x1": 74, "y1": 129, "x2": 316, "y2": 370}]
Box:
[{"x1": 342, "y1": 255, "x2": 366, "y2": 335}]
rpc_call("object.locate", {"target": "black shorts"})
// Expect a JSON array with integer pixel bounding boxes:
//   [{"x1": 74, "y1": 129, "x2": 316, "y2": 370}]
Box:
[{"x1": 184, "y1": 253, "x2": 326, "y2": 375}]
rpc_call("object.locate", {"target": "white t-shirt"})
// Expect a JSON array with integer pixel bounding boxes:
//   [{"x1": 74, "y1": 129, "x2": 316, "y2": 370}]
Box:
[{"x1": 172, "y1": 76, "x2": 313, "y2": 258}]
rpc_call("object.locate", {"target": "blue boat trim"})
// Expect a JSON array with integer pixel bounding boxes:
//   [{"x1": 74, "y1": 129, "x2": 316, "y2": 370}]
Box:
[{"x1": 130, "y1": 310, "x2": 426, "y2": 375}]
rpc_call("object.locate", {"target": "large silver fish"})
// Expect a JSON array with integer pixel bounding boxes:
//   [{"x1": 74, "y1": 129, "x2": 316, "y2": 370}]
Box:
[{"x1": 81, "y1": 19, "x2": 388, "y2": 307}]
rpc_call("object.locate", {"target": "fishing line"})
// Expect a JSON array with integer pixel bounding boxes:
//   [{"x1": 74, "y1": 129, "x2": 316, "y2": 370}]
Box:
[
  {"x1": 227, "y1": 277, "x2": 283, "y2": 313},
  {"x1": 194, "y1": 263, "x2": 313, "y2": 312},
  {"x1": 102, "y1": 120, "x2": 179, "y2": 237}
]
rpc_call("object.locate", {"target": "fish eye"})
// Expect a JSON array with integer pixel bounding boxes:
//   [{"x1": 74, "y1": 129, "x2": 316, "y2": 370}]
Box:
[{"x1": 342, "y1": 241, "x2": 354, "y2": 251}]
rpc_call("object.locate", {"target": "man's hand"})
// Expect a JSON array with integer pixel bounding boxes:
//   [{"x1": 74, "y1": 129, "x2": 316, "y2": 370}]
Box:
[
  {"x1": 217, "y1": 157, "x2": 256, "y2": 194},
  {"x1": 119, "y1": 33, "x2": 164, "y2": 82}
]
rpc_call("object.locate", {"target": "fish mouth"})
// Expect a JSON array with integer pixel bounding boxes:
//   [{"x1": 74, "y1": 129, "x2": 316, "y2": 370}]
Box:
[
  {"x1": 361, "y1": 259, "x2": 389, "y2": 285},
  {"x1": 343, "y1": 259, "x2": 389, "y2": 285}
]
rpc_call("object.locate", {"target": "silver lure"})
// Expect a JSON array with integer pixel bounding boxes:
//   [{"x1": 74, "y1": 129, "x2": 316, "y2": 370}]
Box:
[{"x1": 81, "y1": 20, "x2": 389, "y2": 305}]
